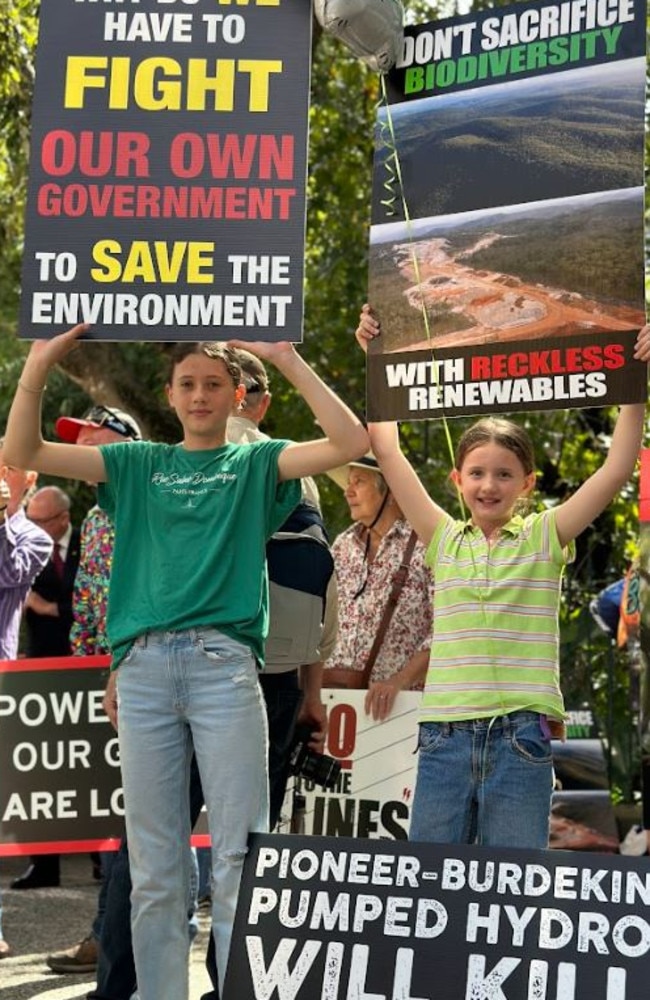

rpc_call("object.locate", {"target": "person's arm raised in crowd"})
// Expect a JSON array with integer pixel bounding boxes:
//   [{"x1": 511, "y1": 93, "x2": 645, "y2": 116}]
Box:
[
  {"x1": 355, "y1": 305, "x2": 445, "y2": 549},
  {"x1": 3, "y1": 325, "x2": 107, "y2": 484},
  {"x1": 229, "y1": 340, "x2": 369, "y2": 480},
  {"x1": 553, "y1": 325, "x2": 650, "y2": 548},
  {"x1": 0, "y1": 503, "x2": 52, "y2": 588}
]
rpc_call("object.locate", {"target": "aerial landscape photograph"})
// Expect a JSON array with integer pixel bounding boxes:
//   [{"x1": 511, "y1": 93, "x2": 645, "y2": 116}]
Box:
[{"x1": 369, "y1": 56, "x2": 645, "y2": 353}]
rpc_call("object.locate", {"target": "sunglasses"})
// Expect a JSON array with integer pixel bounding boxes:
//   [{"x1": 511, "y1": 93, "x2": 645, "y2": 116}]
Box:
[{"x1": 85, "y1": 405, "x2": 138, "y2": 440}]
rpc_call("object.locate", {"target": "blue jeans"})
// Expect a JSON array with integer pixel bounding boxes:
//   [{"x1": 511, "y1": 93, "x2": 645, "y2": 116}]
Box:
[
  {"x1": 117, "y1": 628, "x2": 268, "y2": 1000},
  {"x1": 87, "y1": 757, "x2": 206, "y2": 1000},
  {"x1": 87, "y1": 841, "x2": 135, "y2": 1000},
  {"x1": 409, "y1": 711, "x2": 554, "y2": 849},
  {"x1": 192, "y1": 669, "x2": 302, "y2": 917},
  {"x1": 87, "y1": 669, "x2": 301, "y2": 1000},
  {"x1": 90, "y1": 852, "x2": 117, "y2": 941}
]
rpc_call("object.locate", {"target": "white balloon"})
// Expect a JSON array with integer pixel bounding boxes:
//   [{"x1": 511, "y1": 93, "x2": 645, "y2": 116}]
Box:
[{"x1": 314, "y1": 0, "x2": 405, "y2": 73}]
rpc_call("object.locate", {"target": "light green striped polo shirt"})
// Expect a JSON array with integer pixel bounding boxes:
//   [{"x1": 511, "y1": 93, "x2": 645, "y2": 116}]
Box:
[{"x1": 421, "y1": 509, "x2": 574, "y2": 723}]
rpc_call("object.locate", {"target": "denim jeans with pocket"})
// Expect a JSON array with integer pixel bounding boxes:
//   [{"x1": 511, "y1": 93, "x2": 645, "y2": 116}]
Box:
[
  {"x1": 117, "y1": 628, "x2": 268, "y2": 1000},
  {"x1": 409, "y1": 711, "x2": 554, "y2": 849}
]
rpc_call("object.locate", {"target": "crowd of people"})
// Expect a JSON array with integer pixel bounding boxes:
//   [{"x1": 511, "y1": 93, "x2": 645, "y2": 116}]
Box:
[{"x1": 0, "y1": 313, "x2": 649, "y2": 997}]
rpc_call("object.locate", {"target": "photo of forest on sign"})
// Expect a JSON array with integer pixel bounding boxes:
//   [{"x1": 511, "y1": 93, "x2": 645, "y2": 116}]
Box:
[
  {"x1": 371, "y1": 58, "x2": 645, "y2": 225},
  {"x1": 369, "y1": 54, "x2": 646, "y2": 353}
]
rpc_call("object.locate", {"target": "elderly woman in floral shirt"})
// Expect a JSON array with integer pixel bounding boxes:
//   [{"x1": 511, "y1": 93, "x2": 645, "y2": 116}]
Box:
[{"x1": 324, "y1": 454, "x2": 434, "y2": 720}]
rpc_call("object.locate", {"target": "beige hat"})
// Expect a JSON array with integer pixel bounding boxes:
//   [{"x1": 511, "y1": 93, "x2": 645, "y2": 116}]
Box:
[{"x1": 327, "y1": 453, "x2": 381, "y2": 490}]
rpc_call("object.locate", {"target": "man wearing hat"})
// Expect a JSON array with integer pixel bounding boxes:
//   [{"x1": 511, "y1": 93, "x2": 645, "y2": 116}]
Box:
[
  {"x1": 57, "y1": 406, "x2": 143, "y2": 448},
  {"x1": 43, "y1": 404, "x2": 142, "y2": 974}
]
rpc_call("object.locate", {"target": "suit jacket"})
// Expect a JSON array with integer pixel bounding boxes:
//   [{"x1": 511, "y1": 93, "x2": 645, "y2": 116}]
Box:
[{"x1": 24, "y1": 527, "x2": 81, "y2": 658}]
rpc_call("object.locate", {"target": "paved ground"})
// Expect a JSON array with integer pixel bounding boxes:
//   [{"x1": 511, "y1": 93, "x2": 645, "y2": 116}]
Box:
[{"x1": 0, "y1": 854, "x2": 212, "y2": 1000}]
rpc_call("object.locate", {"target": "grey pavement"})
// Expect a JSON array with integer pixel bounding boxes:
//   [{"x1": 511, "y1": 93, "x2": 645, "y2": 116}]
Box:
[{"x1": 0, "y1": 854, "x2": 212, "y2": 1000}]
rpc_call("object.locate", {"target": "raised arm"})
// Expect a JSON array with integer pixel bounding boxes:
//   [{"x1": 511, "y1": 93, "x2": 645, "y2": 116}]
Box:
[
  {"x1": 553, "y1": 326, "x2": 649, "y2": 547},
  {"x1": 554, "y1": 402, "x2": 645, "y2": 548},
  {"x1": 0, "y1": 512, "x2": 52, "y2": 588},
  {"x1": 3, "y1": 326, "x2": 107, "y2": 483},
  {"x1": 355, "y1": 305, "x2": 446, "y2": 547},
  {"x1": 228, "y1": 340, "x2": 369, "y2": 480},
  {"x1": 368, "y1": 421, "x2": 446, "y2": 548}
]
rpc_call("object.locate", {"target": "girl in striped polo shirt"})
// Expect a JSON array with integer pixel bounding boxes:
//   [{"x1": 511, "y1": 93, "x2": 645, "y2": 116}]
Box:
[{"x1": 357, "y1": 305, "x2": 649, "y2": 849}]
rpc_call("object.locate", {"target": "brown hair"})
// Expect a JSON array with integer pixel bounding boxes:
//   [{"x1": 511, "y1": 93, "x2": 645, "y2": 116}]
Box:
[
  {"x1": 167, "y1": 343, "x2": 242, "y2": 388},
  {"x1": 455, "y1": 418, "x2": 535, "y2": 476}
]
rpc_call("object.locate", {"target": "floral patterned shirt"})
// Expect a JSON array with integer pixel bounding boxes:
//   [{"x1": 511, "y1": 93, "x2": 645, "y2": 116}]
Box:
[
  {"x1": 325, "y1": 518, "x2": 434, "y2": 685},
  {"x1": 70, "y1": 505, "x2": 114, "y2": 655}
]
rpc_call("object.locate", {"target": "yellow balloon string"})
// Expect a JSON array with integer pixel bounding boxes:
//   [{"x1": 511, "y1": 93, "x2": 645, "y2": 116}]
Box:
[
  {"x1": 378, "y1": 75, "x2": 464, "y2": 520},
  {"x1": 377, "y1": 78, "x2": 508, "y2": 741}
]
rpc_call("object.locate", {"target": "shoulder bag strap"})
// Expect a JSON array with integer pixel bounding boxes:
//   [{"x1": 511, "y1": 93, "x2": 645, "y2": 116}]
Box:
[{"x1": 360, "y1": 530, "x2": 419, "y2": 688}]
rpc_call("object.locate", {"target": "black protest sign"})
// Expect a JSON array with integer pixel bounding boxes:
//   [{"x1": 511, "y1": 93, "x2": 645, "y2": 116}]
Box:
[
  {"x1": 0, "y1": 656, "x2": 122, "y2": 854},
  {"x1": 224, "y1": 833, "x2": 650, "y2": 1000},
  {"x1": 20, "y1": 0, "x2": 310, "y2": 342},
  {"x1": 367, "y1": 0, "x2": 647, "y2": 420}
]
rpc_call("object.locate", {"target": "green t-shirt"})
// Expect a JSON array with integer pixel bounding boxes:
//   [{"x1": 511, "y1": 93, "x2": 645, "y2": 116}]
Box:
[{"x1": 97, "y1": 439, "x2": 300, "y2": 668}]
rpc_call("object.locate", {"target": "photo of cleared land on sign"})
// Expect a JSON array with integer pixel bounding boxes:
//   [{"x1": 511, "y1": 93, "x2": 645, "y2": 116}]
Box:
[{"x1": 368, "y1": 187, "x2": 645, "y2": 353}]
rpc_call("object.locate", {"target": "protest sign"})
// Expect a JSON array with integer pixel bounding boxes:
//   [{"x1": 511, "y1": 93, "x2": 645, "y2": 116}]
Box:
[
  {"x1": 19, "y1": 0, "x2": 311, "y2": 342},
  {"x1": 224, "y1": 832, "x2": 650, "y2": 1000},
  {"x1": 0, "y1": 677, "x2": 618, "y2": 855},
  {"x1": 278, "y1": 691, "x2": 619, "y2": 852},
  {"x1": 277, "y1": 690, "x2": 418, "y2": 840},
  {"x1": 0, "y1": 655, "x2": 122, "y2": 855},
  {"x1": 367, "y1": 0, "x2": 647, "y2": 420}
]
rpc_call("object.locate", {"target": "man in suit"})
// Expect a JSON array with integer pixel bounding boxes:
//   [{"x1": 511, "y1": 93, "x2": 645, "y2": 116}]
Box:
[
  {"x1": 23, "y1": 485, "x2": 80, "y2": 657},
  {"x1": 10, "y1": 484, "x2": 81, "y2": 889}
]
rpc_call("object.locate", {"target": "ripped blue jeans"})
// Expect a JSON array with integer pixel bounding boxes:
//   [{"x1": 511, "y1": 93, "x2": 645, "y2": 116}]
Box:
[{"x1": 117, "y1": 628, "x2": 268, "y2": 1000}]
